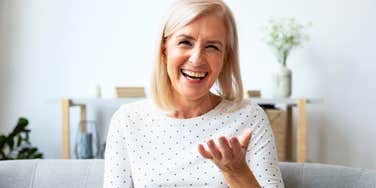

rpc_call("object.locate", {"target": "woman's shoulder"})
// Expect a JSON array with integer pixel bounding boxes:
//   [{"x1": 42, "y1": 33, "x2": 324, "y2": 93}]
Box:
[
  {"x1": 221, "y1": 98, "x2": 264, "y2": 115},
  {"x1": 112, "y1": 99, "x2": 156, "y2": 118}
]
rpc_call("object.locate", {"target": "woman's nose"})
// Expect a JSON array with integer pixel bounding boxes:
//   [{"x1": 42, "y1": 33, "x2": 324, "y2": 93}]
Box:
[{"x1": 188, "y1": 46, "x2": 204, "y2": 65}]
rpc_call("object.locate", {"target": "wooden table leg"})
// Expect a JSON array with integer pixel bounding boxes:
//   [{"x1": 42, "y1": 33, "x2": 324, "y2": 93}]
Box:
[
  {"x1": 62, "y1": 100, "x2": 87, "y2": 159},
  {"x1": 62, "y1": 99, "x2": 71, "y2": 159},
  {"x1": 79, "y1": 105, "x2": 87, "y2": 132},
  {"x1": 297, "y1": 99, "x2": 307, "y2": 162},
  {"x1": 80, "y1": 105, "x2": 87, "y2": 122},
  {"x1": 286, "y1": 105, "x2": 293, "y2": 161}
]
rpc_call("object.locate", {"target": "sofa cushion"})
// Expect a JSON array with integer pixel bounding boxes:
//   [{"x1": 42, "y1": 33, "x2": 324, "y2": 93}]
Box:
[
  {"x1": 1, "y1": 159, "x2": 375, "y2": 188},
  {"x1": 280, "y1": 162, "x2": 376, "y2": 188},
  {"x1": 0, "y1": 159, "x2": 104, "y2": 188}
]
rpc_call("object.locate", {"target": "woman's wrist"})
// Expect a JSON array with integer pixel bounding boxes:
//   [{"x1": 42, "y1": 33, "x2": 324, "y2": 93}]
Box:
[
  {"x1": 221, "y1": 161, "x2": 250, "y2": 176},
  {"x1": 222, "y1": 163, "x2": 251, "y2": 180},
  {"x1": 222, "y1": 165, "x2": 260, "y2": 188}
]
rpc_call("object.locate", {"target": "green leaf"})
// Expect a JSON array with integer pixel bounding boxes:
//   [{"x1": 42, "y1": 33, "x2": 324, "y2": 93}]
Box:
[
  {"x1": 17, "y1": 152, "x2": 25, "y2": 159},
  {"x1": 0, "y1": 135, "x2": 6, "y2": 148},
  {"x1": 26, "y1": 148, "x2": 37, "y2": 158},
  {"x1": 25, "y1": 133, "x2": 29, "y2": 142},
  {"x1": 17, "y1": 118, "x2": 29, "y2": 128},
  {"x1": 17, "y1": 148, "x2": 29, "y2": 159},
  {"x1": 17, "y1": 136, "x2": 22, "y2": 147},
  {"x1": 33, "y1": 153, "x2": 43, "y2": 159},
  {"x1": 7, "y1": 138, "x2": 14, "y2": 151},
  {"x1": 0, "y1": 117, "x2": 44, "y2": 160}
]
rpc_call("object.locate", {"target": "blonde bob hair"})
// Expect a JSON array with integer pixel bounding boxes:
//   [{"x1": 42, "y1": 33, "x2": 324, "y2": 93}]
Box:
[{"x1": 151, "y1": 0, "x2": 244, "y2": 111}]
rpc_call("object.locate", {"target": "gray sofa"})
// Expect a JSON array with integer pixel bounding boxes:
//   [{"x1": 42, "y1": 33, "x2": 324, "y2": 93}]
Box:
[{"x1": 0, "y1": 159, "x2": 375, "y2": 188}]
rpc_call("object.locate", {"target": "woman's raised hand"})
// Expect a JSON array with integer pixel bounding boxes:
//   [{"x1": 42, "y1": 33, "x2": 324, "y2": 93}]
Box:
[{"x1": 198, "y1": 128, "x2": 252, "y2": 174}]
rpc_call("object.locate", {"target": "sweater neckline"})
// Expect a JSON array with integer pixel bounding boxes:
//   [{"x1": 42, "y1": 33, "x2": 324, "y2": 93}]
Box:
[{"x1": 160, "y1": 99, "x2": 227, "y2": 122}]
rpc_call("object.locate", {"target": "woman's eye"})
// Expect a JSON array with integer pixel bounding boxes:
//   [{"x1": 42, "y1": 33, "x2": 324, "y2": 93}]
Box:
[
  {"x1": 178, "y1": 40, "x2": 192, "y2": 46},
  {"x1": 206, "y1": 45, "x2": 219, "y2": 51}
]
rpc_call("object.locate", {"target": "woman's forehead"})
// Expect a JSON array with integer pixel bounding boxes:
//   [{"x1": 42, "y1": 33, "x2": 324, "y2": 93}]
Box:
[{"x1": 170, "y1": 14, "x2": 227, "y2": 42}]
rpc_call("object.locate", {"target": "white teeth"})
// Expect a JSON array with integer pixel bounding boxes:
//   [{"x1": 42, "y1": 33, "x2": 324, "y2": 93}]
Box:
[{"x1": 181, "y1": 69, "x2": 206, "y2": 78}]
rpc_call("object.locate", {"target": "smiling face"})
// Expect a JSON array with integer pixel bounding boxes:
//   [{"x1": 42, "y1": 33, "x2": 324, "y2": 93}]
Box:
[{"x1": 163, "y1": 13, "x2": 227, "y2": 102}]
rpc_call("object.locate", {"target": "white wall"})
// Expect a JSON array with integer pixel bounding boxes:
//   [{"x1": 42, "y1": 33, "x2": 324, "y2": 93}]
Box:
[{"x1": 1, "y1": 0, "x2": 375, "y2": 168}]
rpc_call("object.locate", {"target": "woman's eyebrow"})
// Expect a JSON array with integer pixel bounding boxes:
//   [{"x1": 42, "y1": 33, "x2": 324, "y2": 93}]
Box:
[
  {"x1": 207, "y1": 40, "x2": 223, "y2": 47},
  {"x1": 177, "y1": 34, "x2": 223, "y2": 47},
  {"x1": 177, "y1": 34, "x2": 195, "y2": 40}
]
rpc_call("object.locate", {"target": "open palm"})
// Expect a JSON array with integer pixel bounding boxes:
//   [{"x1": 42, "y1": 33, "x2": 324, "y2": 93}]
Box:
[{"x1": 198, "y1": 128, "x2": 252, "y2": 174}]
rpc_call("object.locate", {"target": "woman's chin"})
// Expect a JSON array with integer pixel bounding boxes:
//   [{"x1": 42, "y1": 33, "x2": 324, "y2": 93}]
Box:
[
  {"x1": 173, "y1": 81, "x2": 212, "y2": 101},
  {"x1": 178, "y1": 91, "x2": 209, "y2": 101}
]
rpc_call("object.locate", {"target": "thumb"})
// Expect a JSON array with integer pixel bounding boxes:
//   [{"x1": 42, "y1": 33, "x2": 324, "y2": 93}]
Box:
[{"x1": 239, "y1": 128, "x2": 252, "y2": 148}]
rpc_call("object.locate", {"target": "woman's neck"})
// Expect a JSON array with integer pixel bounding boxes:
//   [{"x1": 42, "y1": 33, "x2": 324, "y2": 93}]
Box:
[{"x1": 171, "y1": 93, "x2": 222, "y2": 119}]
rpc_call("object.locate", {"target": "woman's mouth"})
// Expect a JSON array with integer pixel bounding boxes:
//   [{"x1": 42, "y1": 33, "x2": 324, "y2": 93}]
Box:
[{"x1": 180, "y1": 69, "x2": 208, "y2": 80}]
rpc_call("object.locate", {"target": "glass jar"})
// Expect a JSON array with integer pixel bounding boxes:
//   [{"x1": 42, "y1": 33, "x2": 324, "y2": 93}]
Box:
[{"x1": 74, "y1": 120, "x2": 99, "y2": 159}]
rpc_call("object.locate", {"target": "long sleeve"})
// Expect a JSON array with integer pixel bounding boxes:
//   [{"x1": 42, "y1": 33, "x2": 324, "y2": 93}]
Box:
[
  {"x1": 246, "y1": 105, "x2": 284, "y2": 188},
  {"x1": 103, "y1": 110, "x2": 133, "y2": 188}
]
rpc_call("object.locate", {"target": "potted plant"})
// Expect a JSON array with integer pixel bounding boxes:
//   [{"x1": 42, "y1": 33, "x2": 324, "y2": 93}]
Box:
[
  {"x1": 263, "y1": 18, "x2": 310, "y2": 97},
  {"x1": 0, "y1": 117, "x2": 43, "y2": 160}
]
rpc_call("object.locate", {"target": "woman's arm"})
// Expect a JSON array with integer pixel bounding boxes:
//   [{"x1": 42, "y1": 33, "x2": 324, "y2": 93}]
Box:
[
  {"x1": 244, "y1": 105, "x2": 284, "y2": 187},
  {"x1": 103, "y1": 110, "x2": 133, "y2": 188}
]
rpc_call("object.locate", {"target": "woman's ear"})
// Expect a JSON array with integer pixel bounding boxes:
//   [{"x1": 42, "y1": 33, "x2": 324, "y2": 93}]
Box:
[{"x1": 161, "y1": 41, "x2": 167, "y2": 64}]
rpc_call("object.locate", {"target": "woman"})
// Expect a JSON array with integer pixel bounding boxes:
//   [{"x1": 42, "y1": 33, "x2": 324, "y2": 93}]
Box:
[{"x1": 104, "y1": 0, "x2": 284, "y2": 187}]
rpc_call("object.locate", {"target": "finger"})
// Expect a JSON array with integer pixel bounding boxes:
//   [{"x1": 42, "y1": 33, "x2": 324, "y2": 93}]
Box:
[
  {"x1": 198, "y1": 144, "x2": 212, "y2": 159},
  {"x1": 207, "y1": 139, "x2": 222, "y2": 159},
  {"x1": 229, "y1": 136, "x2": 242, "y2": 155},
  {"x1": 218, "y1": 136, "x2": 232, "y2": 160},
  {"x1": 239, "y1": 128, "x2": 252, "y2": 148}
]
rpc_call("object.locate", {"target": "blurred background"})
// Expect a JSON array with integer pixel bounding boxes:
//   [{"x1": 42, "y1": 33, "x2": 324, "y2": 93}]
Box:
[{"x1": 0, "y1": 0, "x2": 375, "y2": 168}]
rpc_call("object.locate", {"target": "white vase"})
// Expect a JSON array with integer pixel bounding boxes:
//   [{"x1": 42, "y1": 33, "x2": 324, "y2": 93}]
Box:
[{"x1": 272, "y1": 64, "x2": 292, "y2": 98}]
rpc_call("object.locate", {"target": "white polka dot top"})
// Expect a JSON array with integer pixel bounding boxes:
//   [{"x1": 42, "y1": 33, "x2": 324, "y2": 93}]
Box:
[{"x1": 103, "y1": 99, "x2": 284, "y2": 188}]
